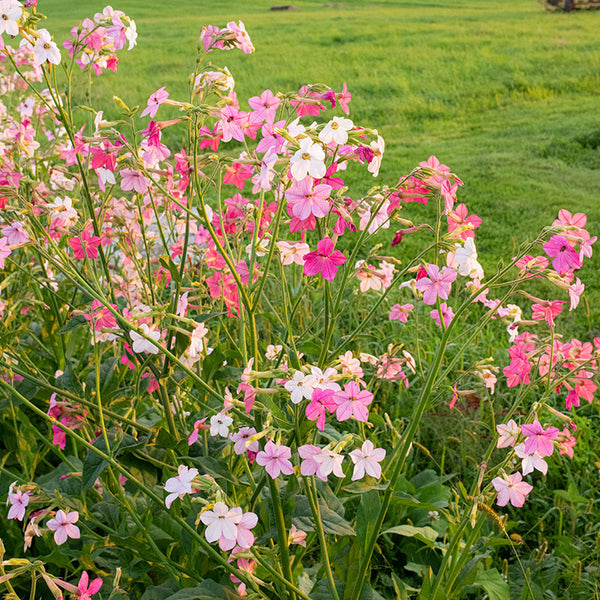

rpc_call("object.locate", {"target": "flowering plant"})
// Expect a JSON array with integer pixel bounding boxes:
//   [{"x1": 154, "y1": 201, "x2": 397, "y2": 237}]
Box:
[{"x1": 0, "y1": 3, "x2": 598, "y2": 599}]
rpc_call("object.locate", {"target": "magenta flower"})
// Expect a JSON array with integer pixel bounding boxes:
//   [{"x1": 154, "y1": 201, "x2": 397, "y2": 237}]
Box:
[
  {"x1": 305, "y1": 388, "x2": 337, "y2": 430},
  {"x1": 542, "y1": 235, "x2": 581, "y2": 274},
  {"x1": 389, "y1": 303, "x2": 414, "y2": 322},
  {"x1": 248, "y1": 89, "x2": 280, "y2": 123},
  {"x1": 46, "y1": 509, "x2": 80, "y2": 545},
  {"x1": 415, "y1": 264, "x2": 457, "y2": 305},
  {"x1": 349, "y1": 440, "x2": 386, "y2": 480},
  {"x1": 492, "y1": 472, "x2": 533, "y2": 508},
  {"x1": 256, "y1": 441, "x2": 294, "y2": 478},
  {"x1": 521, "y1": 419, "x2": 559, "y2": 457},
  {"x1": 303, "y1": 237, "x2": 347, "y2": 281},
  {"x1": 70, "y1": 229, "x2": 102, "y2": 259},
  {"x1": 141, "y1": 86, "x2": 169, "y2": 119},
  {"x1": 77, "y1": 572, "x2": 103, "y2": 600},
  {"x1": 333, "y1": 381, "x2": 373, "y2": 422}
]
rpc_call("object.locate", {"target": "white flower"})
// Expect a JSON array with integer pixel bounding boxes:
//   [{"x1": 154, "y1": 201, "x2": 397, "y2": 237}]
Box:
[
  {"x1": 277, "y1": 241, "x2": 310, "y2": 266},
  {"x1": 125, "y1": 19, "x2": 137, "y2": 50},
  {"x1": 453, "y1": 238, "x2": 484, "y2": 279},
  {"x1": 189, "y1": 323, "x2": 208, "y2": 358},
  {"x1": 0, "y1": 0, "x2": 22, "y2": 37},
  {"x1": 290, "y1": 137, "x2": 326, "y2": 180},
  {"x1": 284, "y1": 370, "x2": 314, "y2": 404},
  {"x1": 514, "y1": 443, "x2": 548, "y2": 476},
  {"x1": 318, "y1": 116, "x2": 353, "y2": 146},
  {"x1": 306, "y1": 366, "x2": 340, "y2": 392},
  {"x1": 349, "y1": 440, "x2": 386, "y2": 480},
  {"x1": 130, "y1": 324, "x2": 161, "y2": 354},
  {"x1": 210, "y1": 412, "x2": 232, "y2": 437},
  {"x1": 265, "y1": 344, "x2": 282, "y2": 361},
  {"x1": 33, "y1": 29, "x2": 61, "y2": 67},
  {"x1": 315, "y1": 449, "x2": 345, "y2": 480}
]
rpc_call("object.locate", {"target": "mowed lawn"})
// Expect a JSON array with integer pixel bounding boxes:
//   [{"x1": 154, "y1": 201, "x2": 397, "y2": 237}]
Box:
[{"x1": 45, "y1": 0, "x2": 600, "y2": 334}]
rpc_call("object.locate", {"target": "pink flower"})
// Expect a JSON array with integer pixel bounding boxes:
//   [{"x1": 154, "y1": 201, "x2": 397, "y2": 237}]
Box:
[
  {"x1": 521, "y1": 419, "x2": 559, "y2": 457},
  {"x1": 230, "y1": 427, "x2": 259, "y2": 455},
  {"x1": 256, "y1": 441, "x2": 294, "y2": 478},
  {"x1": 47, "y1": 509, "x2": 80, "y2": 545},
  {"x1": 187, "y1": 418, "x2": 209, "y2": 445},
  {"x1": 568, "y1": 278, "x2": 584, "y2": 311},
  {"x1": 1, "y1": 222, "x2": 29, "y2": 246},
  {"x1": 542, "y1": 235, "x2": 582, "y2": 274},
  {"x1": 164, "y1": 465, "x2": 199, "y2": 508},
  {"x1": 277, "y1": 241, "x2": 310, "y2": 266},
  {"x1": 120, "y1": 169, "x2": 149, "y2": 194},
  {"x1": 0, "y1": 237, "x2": 12, "y2": 269},
  {"x1": 333, "y1": 381, "x2": 373, "y2": 422},
  {"x1": 305, "y1": 388, "x2": 337, "y2": 430},
  {"x1": 430, "y1": 302, "x2": 454, "y2": 327},
  {"x1": 415, "y1": 264, "x2": 457, "y2": 305},
  {"x1": 7, "y1": 486, "x2": 31, "y2": 521},
  {"x1": 349, "y1": 440, "x2": 386, "y2": 480},
  {"x1": 285, "y1": 177, "x2": 332, "y2": 220},
  {"x1": 219, "y1": 106, "x2": 245, "y2": 143},
  {"x1": 303, "y1": 237, "x2": 347, "y2": 281},
  {"x1": 70, "y1": 229, "x2": 102, "y2": 259},
  {"x1": 298, "y1": 444, "x2": 323, "y2": 477},
  {"x1": 315, "y1": 449, "x2": 345, "y2": 481},
  {"x1": 76, "y1": 572, "x2": 103, "y2": 600},
  {"x1": 531, "y1": 300, "x2": 564, "y2": 328},
  {"x1": 492, "y1": 472, "x2": 533, "y2": 507},
  {"x1": 289, "y1": 524, "x2": 307, "y2": 547},
  {"x1": 141, "y1": 86, "x2": 169, "y2": 119},
  {"x1": 248, "y1": 89, "x2": 280, "y2": 123},
  {"x1": 389, "y1": 303, "x2": 414, "y2": 322},
  {"x1": 446, "y1": 203, "x2": 482, "y2": 239}
]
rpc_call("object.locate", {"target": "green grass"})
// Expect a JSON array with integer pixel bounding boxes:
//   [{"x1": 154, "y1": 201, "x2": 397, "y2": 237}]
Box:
[{"x1": 44, "y1": 0, "x2": 600, "y2": 333}]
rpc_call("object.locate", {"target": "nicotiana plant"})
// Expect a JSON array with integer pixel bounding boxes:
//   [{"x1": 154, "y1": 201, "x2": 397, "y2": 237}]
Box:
[{"x1": 0, "y1": 2, "x2": 597, "y2": 600}]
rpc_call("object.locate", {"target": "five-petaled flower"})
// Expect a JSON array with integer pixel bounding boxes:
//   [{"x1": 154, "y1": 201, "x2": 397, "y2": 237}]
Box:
[
  {"x1": 303, "y1": 237, "x2": 347, "y2": 281},
  {"x1": 47, "y1": 509, "x2": 80, "y2": 545}
]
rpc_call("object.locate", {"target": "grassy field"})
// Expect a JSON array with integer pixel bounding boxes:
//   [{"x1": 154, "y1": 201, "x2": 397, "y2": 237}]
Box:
[{"x1": 44, "y1": 0, "x2": 600, "y2": 333}]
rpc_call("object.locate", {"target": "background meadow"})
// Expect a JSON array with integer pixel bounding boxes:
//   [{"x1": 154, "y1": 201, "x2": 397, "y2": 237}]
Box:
[{"x1": 44, "y1": 0, "x2": 600, "y2": 334}]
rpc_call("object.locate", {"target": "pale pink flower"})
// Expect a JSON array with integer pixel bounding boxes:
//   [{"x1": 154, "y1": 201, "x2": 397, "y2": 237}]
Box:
[
  {"x1": 430, "y1": 302, "x2": 454, "y2": 327},
  {"x1": 200, "y1": 502, "x2": 241, "y2": 548},
  {"x1": 415, "y1": 264, "x2": 457, "y2": 305},
  {"x1": 514, "y1": 443, "x2": 548, "y2": 476},
  {"x1": 248, "y1": 89, "x2": 280, "y2": 123},
  {"x1": 164, "y1": 465, "x2": 199, "y2": 508},
  {"x1": 367, "y1": 135, "x2": 384, "y2": 176},
  {"x1": 568, "y1": 278, "x2": 584, "y2": 311},
  {"x1": 47, "y1": 510, "x2": 80, "y2": 545},
  {"x1": 7, "y1": 486, "x2": 31, "y2": 521},
  {"x1": 288, "y1": 524, "x2": 307, "y2": 547},
  {"x1": 521, "y1": 420, "x2": 559, "y2": 457},
  {"x1": 0, "y1": 237, "x2": 11, "y2": 269},
  {"x1": 286, "y1": 177, "x2": 331, "y2": 220},
  {"x1": 333, "y1": 381, "x2": 373, "y2": 422},
  {"x1": 492, "y1": 472, "x2": 533, "y2": 508},
  {"x1": 230, "y1": 427, "x2": 259, "y2": 455},
  {"x1": 298, "y1": 444, "x2": 322, "y2": 477},
  {"x1": 315, "y1": 449, "x2": 345, "y2": 480},
  {"x1": 389, "y1": 303, "x2": 414, "y2": 322},
  {"x1": 290, "y1": 138, "x2": 326, "y2": 180},
  {"x1": 277, "y1": 241, "x2": 310, "y2": 266},
  {"x1": 189, "y1": 323, "x2": 208, "y2": 357},
  {"x1": 141, "y1": 86, "x2": 169, "y2": 119},
  {"x1": 256, "y1": 441, "x2": 294, "y2": 478},
  {"x1": 349, "y1": 440, "x2": 386, "y2": 480},
  {"x1": 338, "y1": 351, "x2": 364, "y2": 378},
  {"x1": 120, "y1": 169, "x2": 149, "y2": 194},
  {"x1": 1, "y1": 222, "x2": 29, "y2": 246}
]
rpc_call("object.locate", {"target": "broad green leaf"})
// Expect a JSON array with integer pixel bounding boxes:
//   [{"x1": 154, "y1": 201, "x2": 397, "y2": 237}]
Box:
[
  {"x1": 356, "y1": 489, "x2": 381, "y2": 553},
  {"x1": 57, "y1": 314, "x2": 88, "y2": 335},
  {"x1": 163, "y1": 580, "x2": 239, "y2": 600},
  {"x1": 382, "y1": 524, "x2": 438, "y2": 547},
  {"x1": 473, "y1": 568, "x2": 510, "y2": 600}
]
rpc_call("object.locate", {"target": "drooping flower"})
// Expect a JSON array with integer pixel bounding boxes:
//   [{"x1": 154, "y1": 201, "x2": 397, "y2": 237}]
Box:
[
  {"x1": 46, "y1": 510, "x2": 80, "y2": 545},
  {"x1": 303, "y1": 237, "x2": 347, "y2": 281},
  {"x1": 492, "y1": 472, "x2": 533, "y2": 508},
  {"x1": 256, "y1": 441, "x2": 294, "y2": 478},
  {"x1": 164, "y1": 465, "x2": 199, "y2": 508},
  {"x1": 141, "y1": 86, "x2": 169, "y2": 119},
  {"x1": 349, "y1": 440, "x2": 386, "y2": 480},
  {"x1": 288, "y1": 524, "x2": 307, "y2": 547}
]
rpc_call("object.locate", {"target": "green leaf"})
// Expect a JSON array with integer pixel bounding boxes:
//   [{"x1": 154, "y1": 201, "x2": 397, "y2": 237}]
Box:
[
  {"x1": 473, "y1": 569, "x2": 510, "y2": 600},
  {"x1": 293, "y1": 496, "x2": 355, "y2": 537},
  {"x1": 155, "y1": 427, "x2": 178, "y2": 449},
  {"x1": 382, "y1": 524, "x2": 438, "y2": 547},
  {"x1": 82, "y1": 434, "x2": 111, "y2": 489},
  {"x1": 159, "y1": 255, "x2": 181, "y2": 284},
  {"x1": 356, "y1": 489, "x2": 381, "y2": 553},
  {"x1": 57, "y1": 314, "x2": 88, "y2": 335},
  {"x1": 162, "y1": 580, "x2": 239, "y2": 600}
]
